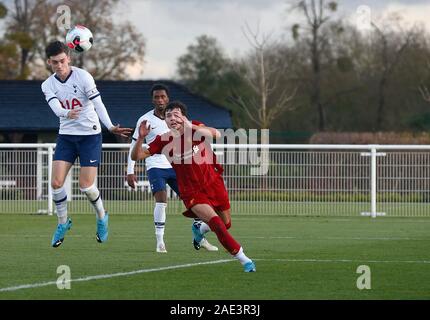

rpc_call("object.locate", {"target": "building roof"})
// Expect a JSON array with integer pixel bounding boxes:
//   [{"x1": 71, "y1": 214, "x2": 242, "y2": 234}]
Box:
[{"x1": 0, "y1": 80, "x2": 232, "y2": 131}]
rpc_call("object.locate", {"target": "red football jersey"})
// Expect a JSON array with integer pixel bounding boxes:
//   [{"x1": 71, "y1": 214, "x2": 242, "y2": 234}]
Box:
[{"x1": 148, "y1": 121, "x2": 223, "y2": 197}]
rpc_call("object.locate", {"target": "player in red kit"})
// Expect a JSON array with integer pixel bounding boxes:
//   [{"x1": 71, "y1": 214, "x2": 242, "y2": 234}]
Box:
[{"x1": 131, "y1": 101, "x2": 256, "y2": 272}]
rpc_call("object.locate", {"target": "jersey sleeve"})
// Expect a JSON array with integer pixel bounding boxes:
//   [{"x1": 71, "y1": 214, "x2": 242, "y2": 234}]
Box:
[
  {"x1": 80, "y1": 69, "x2": 100, "y2": 100},
  {"x1": 192, "y1": 120, "x2": 204, "y2": 126},
  {"x1": 41, "y1": 80, "x2": 57, "y2": 103},
  {"x1": 147, "y1": 135, "x2": 167, "y2": 155},
  {"x1": 92, "y1": 95, "x2": 114, "y2": 130},
  {"x1": 41, "y1": 80, "x2": 69, "y2": 118},
  {"x1": 191, "y1": 120, "x2": 206, "y2": 142},
  {"x1": 192, "y1": 119, "x2": 223, "y2": 174},
  {"x1": 127, "y1": 139, "x2": 137, "y2": 175}
]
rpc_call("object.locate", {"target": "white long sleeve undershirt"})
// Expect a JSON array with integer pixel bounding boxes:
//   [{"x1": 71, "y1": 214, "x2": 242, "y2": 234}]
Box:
[
  {"x1": 127, "y1": 139, "x2": 136, "y2": 174},
  {"x1": 92, "y1": 95, "x2": 114, "y2": 130},
  {"x1": 47, "y1": 97, "x2": 70, "y2": 118}
]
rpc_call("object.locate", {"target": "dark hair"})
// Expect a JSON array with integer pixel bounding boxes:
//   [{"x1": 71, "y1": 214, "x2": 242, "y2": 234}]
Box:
[
  {"x1": 45, "y1": 41, "x2": 70, "y2": 59},
  {"x1": 165, "y1": 101, "x2": 188, "y2": 117},
  {"x1": 150, "y1": 83, "x2": 169, "y2": 97}
]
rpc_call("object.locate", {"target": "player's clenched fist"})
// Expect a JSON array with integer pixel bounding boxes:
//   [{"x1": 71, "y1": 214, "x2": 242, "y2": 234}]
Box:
[{"x1": 67, "y1": 109, "x2": 81, "y2": 119}]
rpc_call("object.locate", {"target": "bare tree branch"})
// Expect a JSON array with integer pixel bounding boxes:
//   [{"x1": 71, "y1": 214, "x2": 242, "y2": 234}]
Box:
[
  {"x1": 231, "y1": 21, "x2": 298, "y2": 128},
  {"x1": 229, "y1": 91, "x2": 261, "y2": 126},
  {"x1": 419, "y1": 85, "x2": 430, "y2": 103},
  {"x1": 267, "y1": 87, "x2": 298, "y2": 123}
]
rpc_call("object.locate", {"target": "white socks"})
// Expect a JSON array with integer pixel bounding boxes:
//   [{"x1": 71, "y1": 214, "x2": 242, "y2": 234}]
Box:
[
  {"x1": 154, "y1": 202, "x2": 167, "y2": 244},
  {"x1": 53, "y1": 185, "x2": 105, "y2": 222},
  {"x1": 199, "y1": 221, "x2": 211, "y2": 235},
  {"x1": 53, "y1": 187, "x2": 68, "y2": 224},
  {"x1": 80, "y1": 185, "x2": 105, "y2": 219},
  {"x1": 234, "y1": 247, "x2": 252, "y2": 265}
]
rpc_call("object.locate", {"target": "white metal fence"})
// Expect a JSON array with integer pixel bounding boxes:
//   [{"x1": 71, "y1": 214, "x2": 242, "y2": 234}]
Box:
[{"x1": 0, "y1": 143, "x2": 429, "y2": 217}]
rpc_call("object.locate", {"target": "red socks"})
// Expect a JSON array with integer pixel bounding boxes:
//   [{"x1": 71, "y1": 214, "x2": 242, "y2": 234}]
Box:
[{"x1": 208, "y1": 216, "x2": 240, "y2": 255}]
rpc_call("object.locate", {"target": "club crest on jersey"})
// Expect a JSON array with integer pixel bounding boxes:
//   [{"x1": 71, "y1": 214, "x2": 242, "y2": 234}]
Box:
[
  {"x1": 174, "y1": 145, "x2": 201, "y2": 161},
  {"x1": 192, "y1": 145, "x2": 200, "y2": 154},
  {"x1": 60, "y1": 98, "x2": 83, "y2": 110}
]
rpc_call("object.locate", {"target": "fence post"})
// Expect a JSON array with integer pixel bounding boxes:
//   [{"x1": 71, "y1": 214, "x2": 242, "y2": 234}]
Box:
[
  {"x1": 36, "y1": 147, "x2": 43, "y2": 200},
  {"x1": 370, "y1": 147, "x2": 377, "y2": 218},
  {"x1": 360, "y1": 146, "x2": 386, "y2": 218},
  {"x1": 47, "y1": 145, "x2": 53, "y2": 216}
]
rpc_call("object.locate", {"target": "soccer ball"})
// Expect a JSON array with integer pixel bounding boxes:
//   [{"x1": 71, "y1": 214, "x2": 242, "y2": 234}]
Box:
[{"x1": 66, "y1": 25, "x2": 93, "y2": 53}]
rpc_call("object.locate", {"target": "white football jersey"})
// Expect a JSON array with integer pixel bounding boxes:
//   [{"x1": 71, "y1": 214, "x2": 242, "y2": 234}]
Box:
[
  {"x1": 41, "y1": 66, "x2": 102, "y2": 135},
  {"x1": 132, "y1": 110, "x2": 172, "y2": 170}
]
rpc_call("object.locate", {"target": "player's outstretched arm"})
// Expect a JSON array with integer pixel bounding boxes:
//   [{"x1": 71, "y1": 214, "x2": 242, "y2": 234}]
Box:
[
  {"x1": 194, "y1": 124, "x2": 221, "y2": 139},
  {"x1": 110, "y1": 124, "x2": 133, "y2": 138},
  {"x1": 177, "y1": 113, "x2": 221, "y2": 139},
  {"x1": 131, "y1": 120, "x2": 151, "y2": 161},
  {"x1": 127, "y1": 139, "x2": 138, "y2": 189},
  {"x1": 91, "y1": 95, "x2": 132, "y2": 137},
  {"x1": 180, "y1": 115, "x2": 221, "y2": 139}
]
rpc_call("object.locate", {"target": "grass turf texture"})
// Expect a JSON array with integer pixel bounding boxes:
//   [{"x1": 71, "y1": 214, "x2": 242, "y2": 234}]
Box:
[{"x1": 0, "y1": 214, "x2": 429, "y2": 299}]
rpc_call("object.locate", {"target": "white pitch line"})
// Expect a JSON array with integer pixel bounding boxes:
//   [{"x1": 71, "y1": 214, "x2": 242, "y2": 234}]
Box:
[
  {"x1": 255, "y1": 258, "x2": 430, "y2": 264},
  {"x1": 0, "y1": 259, "x2": 235, "y2": 293},
  {"x1": 0, "y1": 235, "x2": 428, "y2": 241},
  {"x1": 252, "y1": 236, "x2": 429, "y2": 240},
  {"x1": 1, "y1": 257, "x2": 429, "y2": 293}
]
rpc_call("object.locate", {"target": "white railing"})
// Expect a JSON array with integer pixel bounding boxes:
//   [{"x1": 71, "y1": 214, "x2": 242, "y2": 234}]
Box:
[{"x1": 0, "y1": 143, "x2": 429, "y2": 217}]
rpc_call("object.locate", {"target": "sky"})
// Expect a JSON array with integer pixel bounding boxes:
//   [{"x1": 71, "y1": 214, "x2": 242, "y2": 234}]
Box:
[
  {"x1": 112, "y1": 0, "x2": 430, "y2": 80},
  {"x1": 2, "y1": 0, "x2": 430, "y2": 79}
]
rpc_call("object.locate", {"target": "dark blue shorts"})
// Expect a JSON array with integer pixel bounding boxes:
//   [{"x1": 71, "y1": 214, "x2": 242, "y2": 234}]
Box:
[
  {"x1": 54, "y1": 134, "x2": 102, "y2": 167},
  {"x1": 147, "y1": 168, "x2": 179, "y2": 195}
]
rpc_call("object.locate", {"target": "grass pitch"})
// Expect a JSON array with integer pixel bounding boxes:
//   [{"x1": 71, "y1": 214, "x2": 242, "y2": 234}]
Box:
[{"x1": 0, "y1": 214, "x2": 429, "y2": 300}]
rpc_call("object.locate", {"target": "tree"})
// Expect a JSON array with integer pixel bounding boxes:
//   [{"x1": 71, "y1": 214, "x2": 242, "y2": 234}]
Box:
[
  {"x1": 370, "y1": 19, "x2": 414, "y2": 130},
  {"x1": 59, "y1": 0, "x2": 145, "y2": 79},
  {"x1": 417, "y1": 59, "x2": 430, "y2": 130},
  {"x1": 0, "y1": 40, "x2": 20, "y2": 79},
  {"x1": 0, "y1": 1, "x2": 21, "y2": 79},
  {"x1": 230, "y1": 23, "x2": 297, "y2": 138},
  {"x1": 3, "y1": 0, "x2": 46, "y2": 79},
  {"x1": 1, "y1": 0, "x2": 145, "y2": 80},
  {"x1": 177, "y1": 35, "x2": 229, "y2": 95},
  {"x1": 176, "y1": 35, "x2": 251, "y2": 127},
  {"x1": 289, "y1": 0, "x2": 339, "y2": 131},
  {"x1": 0, "y1": 1, "x2": 6, "y2": 18},
  {"x1": 316, "y1": 22, "x2": 367, "y2": 131},
  {"x1": 176, "y1": 28, "x2": 298, "y2": 136}
]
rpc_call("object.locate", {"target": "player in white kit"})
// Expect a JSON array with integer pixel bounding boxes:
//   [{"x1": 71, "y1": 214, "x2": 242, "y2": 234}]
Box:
[
  {"x1": 41, "y1": 41, "x2": 132, "y2": 247},
  {"x1": 127, "y1": 84, "x2": 218, "y2": 253}
]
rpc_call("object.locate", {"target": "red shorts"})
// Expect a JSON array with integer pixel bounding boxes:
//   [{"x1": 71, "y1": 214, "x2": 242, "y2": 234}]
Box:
[{"x1": 182, "y1": 174, "x2": 231, "y2": 212}]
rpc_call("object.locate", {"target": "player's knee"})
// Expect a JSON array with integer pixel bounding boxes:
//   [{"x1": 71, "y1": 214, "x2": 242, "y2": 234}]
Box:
[
  {"x1": 80, "y1": 185, "x2": 100, "y2": 200},
  {"x1": 225, "y1": 220, "x2": 231, "y2": 230},
  {"x1": 79, "y1": 182, "x2": 94, "y2": 191},
  {"x1": 51, "y1": 180, "x2": 64, "y2": 190},
  {"x1": 154, "y1": 190, "x2": 167, "y2": 203}
]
